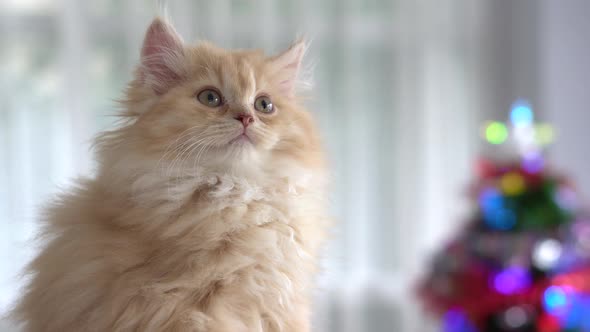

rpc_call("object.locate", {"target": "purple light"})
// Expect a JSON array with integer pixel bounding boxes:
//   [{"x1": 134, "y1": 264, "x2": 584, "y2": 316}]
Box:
[
  {"x1": 493, "y1": 267, "x2": 532, "y2": 295},
  {"x1": 573, "y1": 220, "x2": 590, "y2": 252},
  {"x1": 555, "y1": 187, "x2": 578, "y2": 211},
  {"x1": 522, "y1": 152, "x2": 545, "y2": 173},
  {"x1": 443, "y1": 309, "x2": 477, "y2": 332}
]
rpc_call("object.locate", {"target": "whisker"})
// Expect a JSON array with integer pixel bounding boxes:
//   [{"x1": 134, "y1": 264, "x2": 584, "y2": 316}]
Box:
[
  {"x1": 156, "y1": 123, "x2": 227, "y2": 175},
  {"x1": 155, "y1": 125, "x2": 209, "y2": 171},
  {"x1": 166, "y1": 135, "x2": 212, "y2": 179},
  {"x1": 192, "y1": 137, "x2": 217, "y2": 173}
]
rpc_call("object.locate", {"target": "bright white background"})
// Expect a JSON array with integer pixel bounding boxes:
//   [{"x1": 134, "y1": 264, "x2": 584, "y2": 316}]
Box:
[{"x1": 1, "y1": 1, "x2": 589, "y2": 331}]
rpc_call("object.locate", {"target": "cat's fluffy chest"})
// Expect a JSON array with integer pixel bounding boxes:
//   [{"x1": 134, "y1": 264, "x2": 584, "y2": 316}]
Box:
[
  {"x1": 130, "y1": 169, "x2": 316, "y2": 225},
  {"x1": 139, "y1": 171, "x2": 315, "y2": 270},
  {"x1": 136, "y1": 174, "x2": 314, "y2": 326}
]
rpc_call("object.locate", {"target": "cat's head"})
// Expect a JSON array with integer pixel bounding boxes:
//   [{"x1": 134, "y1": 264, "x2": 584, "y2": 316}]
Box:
[{"x1": 108, "y1": 18, "x2": 323, "y2": 179}]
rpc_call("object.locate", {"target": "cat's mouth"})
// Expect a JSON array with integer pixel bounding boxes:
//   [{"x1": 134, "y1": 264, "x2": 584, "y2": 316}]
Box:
[{"x1": 229, "y1": 133, "x2": 253, "y2": 145}]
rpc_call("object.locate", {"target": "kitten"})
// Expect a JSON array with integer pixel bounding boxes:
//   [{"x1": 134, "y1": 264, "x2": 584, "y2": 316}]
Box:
[{"x1": 14, "y1": 17, "x2": 328, "y2": 332}]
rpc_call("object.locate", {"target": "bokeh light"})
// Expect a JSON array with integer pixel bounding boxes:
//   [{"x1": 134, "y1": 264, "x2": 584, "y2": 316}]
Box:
[
  {"x1": 573, "y1": 221, "x2": 590, "y2": 254},
  {"x1": 500, "y1": 172, "x2": 526, "y2": 196},
  {"x1": 522, "y1": 151, "x2": 545, "y2": 173},
  {"x1": 479, "y1": 187, "x2": 503, "y2": 210},
  {"x1": 493, "y1": 267, "x2": 532, "y2": 295},
  {"x1": 544, "y1": 286, "x2": 570, "y2": 314},
  {"x1": 484, "y1": 208, "x2": 517, "y2": 230},
  {"x1": 513, "y1": 125, "x2": 536, "y2": 149},
  {"x1": 443, "y1": 309, "x2": 477, "y2": 332},
  {"x1": 537, "y1": 314, "x2": 561, "y2": 332},
  {"x1": 533, "y1": 239, "x2": 563, "y2": 270},
  {"x1": 555, "y1": 186, "x2": 578, "y2": 212},
  {"x1": 480, "y1": 187, "x2": 517, "y2": 230},
  {"x1": 503, "y1": 306, "x2": 530, "y2": 329},
  {"x1": 485, "y1": 121, "x2": 509, "y2": 145},
  {"x1": 510, "y1": 100, "x2": 534, "y2": 127},
  {"x1": 535, "y1": 123, "x2": 556, "y2": 146}
]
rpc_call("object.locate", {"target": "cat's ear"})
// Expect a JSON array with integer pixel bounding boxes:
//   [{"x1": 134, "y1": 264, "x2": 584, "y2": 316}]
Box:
[
  {"x1": 269, "y1": 40, "x2": 308, "y2": 98},
  {"x1": 139, "y1": 17, "x2": 186, "y2": 94}
]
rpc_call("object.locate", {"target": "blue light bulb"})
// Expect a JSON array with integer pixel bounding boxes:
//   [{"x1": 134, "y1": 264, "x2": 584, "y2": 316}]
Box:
[
  {"x1": 544, "y1": 286, "x2": 569, "y2": 313},
  {"x1": 510, "y1": 100, "x2": 534, "y2": 126}
]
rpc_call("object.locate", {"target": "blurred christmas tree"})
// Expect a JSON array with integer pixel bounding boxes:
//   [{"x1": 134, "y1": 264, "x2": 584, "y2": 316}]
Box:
[{"x1": 419, "y1": 100, "x2": 590, "y2": 332}]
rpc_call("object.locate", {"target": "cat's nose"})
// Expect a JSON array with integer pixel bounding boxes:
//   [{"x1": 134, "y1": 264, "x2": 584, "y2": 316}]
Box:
[{"x1": 234, "y1": 113, "x2": 254, "y2": 128}]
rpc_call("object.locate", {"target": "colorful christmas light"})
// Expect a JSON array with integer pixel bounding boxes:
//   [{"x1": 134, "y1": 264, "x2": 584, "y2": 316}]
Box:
[
  {"x1": 485, "y1": 122, "x2": 509, "y2": 145},
  {"x1": 419, "y1": 101, "x2": 590, "y2": 332}
]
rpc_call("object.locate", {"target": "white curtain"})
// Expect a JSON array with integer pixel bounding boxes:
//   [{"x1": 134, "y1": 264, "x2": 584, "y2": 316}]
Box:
[
  {"x1": 540, "y1": 0, "x2": 590, "y2": 198},
  {"x1": 0, "y1": 1, "x2": 501, "y2": 331}
]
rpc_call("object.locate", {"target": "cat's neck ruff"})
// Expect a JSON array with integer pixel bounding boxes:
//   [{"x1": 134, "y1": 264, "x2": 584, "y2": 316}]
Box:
[{"x1": 134, "y1": 165, "x2": 314, "y2": 201}]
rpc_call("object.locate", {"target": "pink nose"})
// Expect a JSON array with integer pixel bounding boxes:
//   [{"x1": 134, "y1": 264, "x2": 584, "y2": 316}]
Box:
[{"x1": 235, "y1": 113, "x2": 254, "y2": 128}]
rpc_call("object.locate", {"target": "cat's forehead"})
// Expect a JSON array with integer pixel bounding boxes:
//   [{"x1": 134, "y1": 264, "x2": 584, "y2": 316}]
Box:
[{"x1": 189, "y1": 45, "x2": 267, "y2": 100}]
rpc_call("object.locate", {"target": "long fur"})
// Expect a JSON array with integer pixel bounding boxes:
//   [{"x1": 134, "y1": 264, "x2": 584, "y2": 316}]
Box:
[{"x1": 13, "y1": 18, "x2": 328, "y2": 332}]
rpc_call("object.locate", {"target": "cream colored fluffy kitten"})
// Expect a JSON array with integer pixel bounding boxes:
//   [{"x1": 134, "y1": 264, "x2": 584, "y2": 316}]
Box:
[{"x1": 14, "y1": 18, "x2": 328, "y2": 332}]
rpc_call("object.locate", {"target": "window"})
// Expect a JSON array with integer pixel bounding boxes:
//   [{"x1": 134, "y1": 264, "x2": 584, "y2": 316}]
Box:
[{"x1": 0, "y1": 1, "x2": 492, "y2": 331}]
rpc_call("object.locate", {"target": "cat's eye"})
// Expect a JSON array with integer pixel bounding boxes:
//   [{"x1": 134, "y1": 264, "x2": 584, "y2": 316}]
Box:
[
  {"x1": 254, "y1": 95, "x2": 274, "y2": 114},
  {"x1": 197, "y1": 89, "x2": 223, "y2": 108}
]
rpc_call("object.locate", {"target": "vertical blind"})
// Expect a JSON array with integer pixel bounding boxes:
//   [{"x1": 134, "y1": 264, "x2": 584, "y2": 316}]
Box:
[{"x1": 0, "y1": 1, "x2": 490, "y2": 331}]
